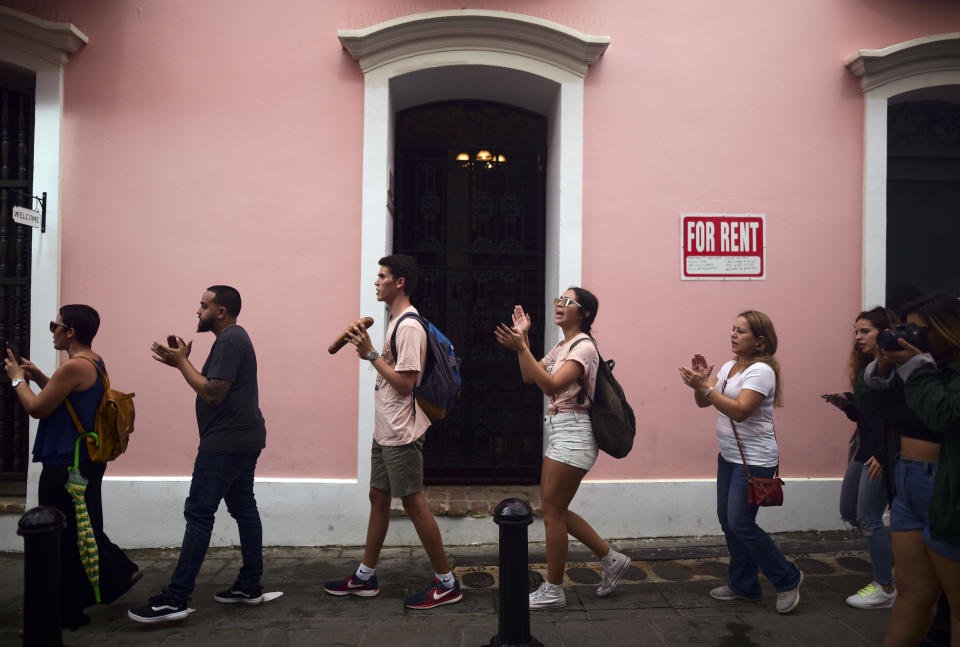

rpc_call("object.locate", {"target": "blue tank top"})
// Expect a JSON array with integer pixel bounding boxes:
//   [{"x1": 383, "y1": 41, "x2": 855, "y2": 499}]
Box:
[{"x1": 33, "y1": 359, "x2": 106, "y2": 466}]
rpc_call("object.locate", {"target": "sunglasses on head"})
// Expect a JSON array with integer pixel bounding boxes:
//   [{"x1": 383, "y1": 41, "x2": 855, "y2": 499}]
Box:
[
  {"x1": 554, "y1": 296, "x2": 581, "y2": 308},
  {"x1": 49, "y1": 321, "x2": 68, "y2": 333}
]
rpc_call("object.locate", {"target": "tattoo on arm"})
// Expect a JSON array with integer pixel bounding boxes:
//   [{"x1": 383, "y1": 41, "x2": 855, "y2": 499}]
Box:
[{"x1": 204, "y1": 378, "x2": 231, "y2": 405}]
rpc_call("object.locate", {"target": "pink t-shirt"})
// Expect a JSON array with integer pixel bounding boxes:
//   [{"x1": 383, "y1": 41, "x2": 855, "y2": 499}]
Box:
[
  {"x1": 540, "y1": 333, "x2": 599, "y2": 414},
  {"x1": 373, "y1": 306, "x2": 430, "y2": 446}
]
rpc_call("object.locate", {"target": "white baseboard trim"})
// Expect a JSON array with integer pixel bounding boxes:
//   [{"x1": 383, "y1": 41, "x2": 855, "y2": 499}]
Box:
[{"x1": 1, "y1": 477, "x2": 845, "y2": 551}]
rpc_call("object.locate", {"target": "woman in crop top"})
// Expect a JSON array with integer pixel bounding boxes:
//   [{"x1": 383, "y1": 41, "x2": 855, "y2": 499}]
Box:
[
  {"x1": 4, "y1": 305, "x2": 139, "y2": 629},
  {"x1": 864, "y1": 294, "x2": 960, "y2": 645},
  {"x1": 679, "y1": 310, "x2": 803, "y2": 614},
  {"x1": 495, "y1": 288, "x2": 631, "y2": 611}
]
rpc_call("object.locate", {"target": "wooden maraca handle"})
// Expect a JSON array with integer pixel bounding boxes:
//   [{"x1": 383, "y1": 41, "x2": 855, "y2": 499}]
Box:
[{"x1": 328, "y1": 317, "x2": 375, "y2": 354}]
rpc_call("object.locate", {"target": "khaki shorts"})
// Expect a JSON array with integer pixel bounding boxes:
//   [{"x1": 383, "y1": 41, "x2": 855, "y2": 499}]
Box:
[{"x1": 370, "y1": 435, "x2": 425, "y2": 498}]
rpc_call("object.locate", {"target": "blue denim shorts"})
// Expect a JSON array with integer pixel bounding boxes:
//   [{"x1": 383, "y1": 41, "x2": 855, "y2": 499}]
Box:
[
  {"x1": 891, "y1": 457, "x2": 960, "y2": 562},
  {"x1": 543, "y1": 411, "x2": 598, "y2": 471}
]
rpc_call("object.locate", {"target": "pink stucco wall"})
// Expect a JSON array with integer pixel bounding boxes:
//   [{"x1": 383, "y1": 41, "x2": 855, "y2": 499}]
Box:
[{"x1": 10, "y1": 0, "x2": 960, "y2": 478}]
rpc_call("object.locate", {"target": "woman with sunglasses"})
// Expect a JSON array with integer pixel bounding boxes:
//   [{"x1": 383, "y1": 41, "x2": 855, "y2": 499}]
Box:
[
  {"x1": 679, "y1": 310, "x2": 803, "y2": 614},
  {"x1": 863, "y1": 294, "x2": 960, "y2": 645},
  {"x1": 495, "y1": 288, "x2": 631, "y2": 610},
  {"x1": 3, "y1": 306, "x2": 139, "y2": 629}
]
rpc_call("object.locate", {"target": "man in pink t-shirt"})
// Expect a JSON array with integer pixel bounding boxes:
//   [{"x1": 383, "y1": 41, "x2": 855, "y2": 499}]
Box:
[{"x1": 323, "y1": 254, "x2": 462, "y2": 610}]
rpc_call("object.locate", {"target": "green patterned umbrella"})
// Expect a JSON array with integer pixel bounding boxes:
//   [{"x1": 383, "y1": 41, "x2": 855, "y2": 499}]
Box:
[{"x1": 68, "y1": 433, "x2": 101, "y2": 603}]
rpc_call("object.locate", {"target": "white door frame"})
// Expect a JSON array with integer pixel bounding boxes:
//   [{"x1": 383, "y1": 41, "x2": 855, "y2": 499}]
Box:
[
  {"x1": 0, "y1": 7, "x2": 87, "y2": 508},
  {"x1": 846, "y1": 33, "x2": 960, "y2": 307},
  {"x1": 339, "y1": 10, "x2": 609, "y2": 484}
]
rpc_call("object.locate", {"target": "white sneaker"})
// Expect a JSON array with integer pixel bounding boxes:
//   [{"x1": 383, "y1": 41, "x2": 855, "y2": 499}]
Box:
[
  {"x1": 596, "y1": 550, "x2": 631, "y2": 597},
  {"x1": 846, "y1": 581, "x2": 897, "y2": 609},
  {"x1": 529, "y1": 582, "x2": 566, "y2": 610}
]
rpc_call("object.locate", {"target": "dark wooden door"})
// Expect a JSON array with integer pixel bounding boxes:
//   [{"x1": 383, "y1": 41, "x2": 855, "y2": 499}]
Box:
[
  {"x1": 0, "y1": 64, "x2": 35, "y2": 483},
  {"x1": 886, "y1": 100, "x2": 960, "y2": 308},
  {"x1": 395, "y1": 101, "x2": 546, "y2": 485}
]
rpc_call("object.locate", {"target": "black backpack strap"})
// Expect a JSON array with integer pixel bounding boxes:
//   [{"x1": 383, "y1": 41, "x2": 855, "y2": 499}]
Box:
[
  {"x1": 389, "y1": 312, "x2": 426, "y2": 363},
  {"x1": 569, "y1": 336, "x2": 598, "y2": 405}
]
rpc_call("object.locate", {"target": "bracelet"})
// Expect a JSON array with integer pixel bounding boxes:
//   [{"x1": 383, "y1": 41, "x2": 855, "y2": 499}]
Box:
[{"x1": 702, "y1": 386, "x2": 714, "y2": 398}]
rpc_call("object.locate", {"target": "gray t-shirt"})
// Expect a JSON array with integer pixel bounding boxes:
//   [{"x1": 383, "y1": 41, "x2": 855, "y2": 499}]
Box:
[{"x1": 196, "y1": 324, "x2": 267, "y2": 454}]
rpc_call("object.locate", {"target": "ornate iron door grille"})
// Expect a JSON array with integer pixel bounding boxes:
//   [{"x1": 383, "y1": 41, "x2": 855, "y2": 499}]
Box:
[
  {"x1": 395, "y1": 102, "x2": 546, "y2": 485},
  {"x1": 0, "y1": 65, "x2": 35, "y2": 483}
]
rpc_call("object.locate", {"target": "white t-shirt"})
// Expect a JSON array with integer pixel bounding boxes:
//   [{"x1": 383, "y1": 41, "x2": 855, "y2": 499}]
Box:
[{"x1": 714, "y1": 360, "x2": 779, "y2": 467}]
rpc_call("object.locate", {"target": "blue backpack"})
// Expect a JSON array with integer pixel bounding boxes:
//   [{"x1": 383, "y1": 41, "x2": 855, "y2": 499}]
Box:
[{"x1": 390, "y1": 312, "x2": 462, "y2": 420}]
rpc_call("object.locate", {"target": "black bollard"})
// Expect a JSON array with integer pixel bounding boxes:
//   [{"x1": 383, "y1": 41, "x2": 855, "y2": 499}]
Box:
[
  {"x1": 18, "y1": 506, "x2": 66, "y2": 647},
  {"x1": 488, "y1": 498, "x2": 543, "y2": 647}
]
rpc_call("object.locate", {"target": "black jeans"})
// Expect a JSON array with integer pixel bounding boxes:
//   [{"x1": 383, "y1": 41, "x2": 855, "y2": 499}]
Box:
[
  {"x1": 166, "y1": 450, "x2": 263, "y2": 601},
  {"x1": 38, "y1": 461, "x2": 139, "y2": 628}
]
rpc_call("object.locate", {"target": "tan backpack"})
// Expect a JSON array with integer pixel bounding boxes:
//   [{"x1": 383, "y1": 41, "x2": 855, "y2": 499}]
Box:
[{"x1": 64, "y1": 356, "x2": 136, "y2": 462}]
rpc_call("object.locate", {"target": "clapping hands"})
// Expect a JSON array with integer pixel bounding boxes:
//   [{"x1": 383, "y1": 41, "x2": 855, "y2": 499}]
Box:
[
  {"x1": 678, "y1": 353, "x2": 714, "y2": 392},
  {"x1": 494, "y1": 305, "x2": 531, "y2": 352}
]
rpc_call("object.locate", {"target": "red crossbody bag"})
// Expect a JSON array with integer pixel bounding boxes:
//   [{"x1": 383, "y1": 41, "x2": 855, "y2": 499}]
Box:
[{"x1": 722, "y1": 375, "x2": 785, "y2": 506}]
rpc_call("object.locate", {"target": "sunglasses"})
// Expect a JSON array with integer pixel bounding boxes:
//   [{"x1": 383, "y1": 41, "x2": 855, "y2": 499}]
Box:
[
  {"x1": 49, "y1": 321, "x2": 68, "y2": 333},
  {"x1": 554, "y1": 296, "x2": 582, "y2": 308}
]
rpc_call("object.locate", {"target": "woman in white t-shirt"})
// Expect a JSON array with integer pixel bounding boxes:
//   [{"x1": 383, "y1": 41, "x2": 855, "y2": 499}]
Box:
[
  {"x1": 495, "y1": 287, "x2": 631, "y2": 611},
  {"x1": 679, "y1": 310, "x2": 803, "y2": 614}
]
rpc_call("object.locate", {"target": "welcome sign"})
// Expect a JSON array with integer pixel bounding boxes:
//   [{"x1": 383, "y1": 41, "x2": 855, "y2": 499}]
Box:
[{"x1": 12, "y1": 206, "x2": 42, "y2": 228}]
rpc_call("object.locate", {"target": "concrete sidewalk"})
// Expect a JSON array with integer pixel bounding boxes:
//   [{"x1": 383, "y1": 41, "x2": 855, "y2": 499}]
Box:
[{"x1": 1, "y1": 530, "x2": 892, "y2": 646}]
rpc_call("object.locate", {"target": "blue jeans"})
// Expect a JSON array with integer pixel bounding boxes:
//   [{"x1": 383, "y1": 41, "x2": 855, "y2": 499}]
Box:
[
  {"x1": 839, "y1": 458, "x2": 893, "y2": 585},
  {"x1": 167, "y1": 450, "x2": 263, "y2": 601},
  {"x1": 717, "y1": 454, "x2": 801, "y2": 597}
]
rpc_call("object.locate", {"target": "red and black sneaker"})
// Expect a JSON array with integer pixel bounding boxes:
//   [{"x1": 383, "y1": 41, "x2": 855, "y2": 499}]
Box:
[
  {"x1": 323, "y1": 574, "x2": 380, "y2": 597},
  {"x1": 404, "y1": 577, "x2": 462, "y2": 609}
]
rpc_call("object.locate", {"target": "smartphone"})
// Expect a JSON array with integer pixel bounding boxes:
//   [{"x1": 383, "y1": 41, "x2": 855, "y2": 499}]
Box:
[
  {"x1": 822, "y1": 393, "x2": 851, "y2": 404},
  {"x1": 167, "y1": 335, "x2": 178, "y2": 348},
  {"x1": 5, "y1": 341, "x2": 22, "y2": 359}
]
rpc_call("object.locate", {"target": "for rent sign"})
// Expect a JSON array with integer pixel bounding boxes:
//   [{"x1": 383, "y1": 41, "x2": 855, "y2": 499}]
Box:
[{"x1": 681, "y1": 214, "x2": 766, "y2": 280}]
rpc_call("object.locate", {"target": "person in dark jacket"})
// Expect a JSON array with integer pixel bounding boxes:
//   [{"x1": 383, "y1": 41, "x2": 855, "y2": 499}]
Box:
[
  {"x1": 826, "y1": 306, "x2": 899, "y2": 609},
  {"x1": 864, "y1": 294, "x2": 960, "y2": 646}
]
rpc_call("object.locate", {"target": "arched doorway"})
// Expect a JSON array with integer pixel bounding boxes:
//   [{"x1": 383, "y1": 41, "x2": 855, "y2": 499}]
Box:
[
  {"x1": 394, "y1": 100, "x2": 547, "y2": 484},
  {"x1": 338, "y1": 10, "x2": 608, "y2": 491}
]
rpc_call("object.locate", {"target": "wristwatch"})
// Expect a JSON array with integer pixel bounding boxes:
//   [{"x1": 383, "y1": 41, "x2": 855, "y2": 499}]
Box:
[
  {"x1": 366, "y1": 350, "x2": 379, "y2": 362},
  {"x1": 11, "y1": 378, "x2": 25, "y2": 388},
  {"x1": 702, "y1": 386, "x2": 714, "y2": 398}
]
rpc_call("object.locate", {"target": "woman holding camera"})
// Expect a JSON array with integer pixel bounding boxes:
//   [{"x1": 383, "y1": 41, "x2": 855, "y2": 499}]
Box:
[
  {"x1": 679, "y1": 310, "x2": 803, "y2": 614},
  {"x1": 864, "y1": 294, "x2": 960, "y2": 645},
  {"x1": 825, "y1": 307, "x2": 898, "y2": 609},
  {"x1": 495, "y1": 288, "x2": 631, "y2": 610},
  {"x1": 3, "y1": 305, "x2": 140, "y2": 630}
]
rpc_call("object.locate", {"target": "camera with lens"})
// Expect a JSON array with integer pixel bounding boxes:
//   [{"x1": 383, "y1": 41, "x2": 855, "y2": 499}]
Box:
[{"x1": 876, "y1": 323, "x2": 929, "y2": 352}]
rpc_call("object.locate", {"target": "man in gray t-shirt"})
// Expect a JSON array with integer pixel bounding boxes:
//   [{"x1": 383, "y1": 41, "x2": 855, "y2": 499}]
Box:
[{"x1": 128, "y1": 285, "x2": 267, "y2": 624}]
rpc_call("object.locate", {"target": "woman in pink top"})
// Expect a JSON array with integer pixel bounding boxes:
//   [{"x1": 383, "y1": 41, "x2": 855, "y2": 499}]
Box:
[{"x1": 495, "y1": 287, "x2": 631, "y2": 610}]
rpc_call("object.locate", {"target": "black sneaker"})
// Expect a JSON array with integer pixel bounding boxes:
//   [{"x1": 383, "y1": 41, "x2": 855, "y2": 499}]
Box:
[
  {"x1": 128, "y1": 590, "x2": 190, "y2": 623},
  {"x1": 214, "y1": 580, "x2": 264, "y2": 605}
]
